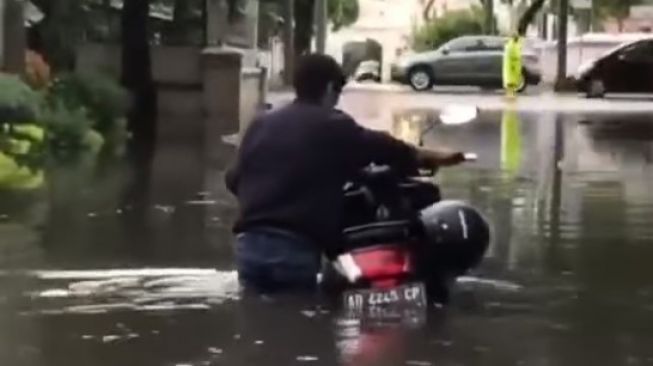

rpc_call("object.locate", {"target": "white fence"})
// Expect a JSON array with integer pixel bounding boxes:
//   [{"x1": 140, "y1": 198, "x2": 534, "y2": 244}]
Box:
[{"x1": 536, "y1": 33, "x2": 653, "y2": 83}]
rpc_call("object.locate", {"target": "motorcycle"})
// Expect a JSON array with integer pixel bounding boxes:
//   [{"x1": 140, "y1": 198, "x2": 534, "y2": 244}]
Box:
[{"x1": 321, "y1": 161, "x2": 490, "y2": 318}]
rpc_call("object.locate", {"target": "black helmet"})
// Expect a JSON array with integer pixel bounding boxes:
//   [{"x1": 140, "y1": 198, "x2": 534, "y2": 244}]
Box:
[{"x1": 418, "y1": 200, "x2": 490, "y2": 276}]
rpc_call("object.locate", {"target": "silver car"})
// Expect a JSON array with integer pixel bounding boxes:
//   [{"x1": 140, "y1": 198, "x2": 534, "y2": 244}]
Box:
[{"x1": 391, "y1": 35, "x2": 542, "y2": 92}]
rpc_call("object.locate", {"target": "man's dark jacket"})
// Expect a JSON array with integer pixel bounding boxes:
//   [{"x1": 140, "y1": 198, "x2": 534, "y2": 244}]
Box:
[{"x1": 226, "y1": 101, "x2": 418, "y2": 258}]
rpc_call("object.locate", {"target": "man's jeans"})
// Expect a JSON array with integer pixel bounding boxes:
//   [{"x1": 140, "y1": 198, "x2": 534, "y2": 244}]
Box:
[{"x1": 235, "y1": 230, "x2": 321, "y2": 294}]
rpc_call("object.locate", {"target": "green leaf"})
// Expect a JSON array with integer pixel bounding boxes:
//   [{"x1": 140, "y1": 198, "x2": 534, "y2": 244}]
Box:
[
  {"x1": 328, "y1": 0, "x2": 359, "y2": 31},
  {"x1": 412, "y1": 7, "x2": 485, "y2": 51}
]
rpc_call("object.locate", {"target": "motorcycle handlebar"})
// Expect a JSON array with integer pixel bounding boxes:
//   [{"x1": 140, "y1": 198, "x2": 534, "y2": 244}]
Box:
[
  {"x1": 358, "y1": 152, "x2": 476, "y2": 182},
  {"x1": 358, "y1": 164, "x2": 436, "y2": 182}
]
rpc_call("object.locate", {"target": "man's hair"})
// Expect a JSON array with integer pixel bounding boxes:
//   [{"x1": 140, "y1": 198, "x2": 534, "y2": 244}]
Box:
[{"x1": 293, "y1": 54, "x2": 346, "y2": 101}]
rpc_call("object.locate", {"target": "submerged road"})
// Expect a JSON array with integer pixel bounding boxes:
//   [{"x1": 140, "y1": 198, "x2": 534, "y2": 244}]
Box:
[
  {"x1": 271, "y1": 84, "x2": 653, "y2": 128},
  {"x1": 1, "y1": 87, "x2": 653, "y2": 366}
]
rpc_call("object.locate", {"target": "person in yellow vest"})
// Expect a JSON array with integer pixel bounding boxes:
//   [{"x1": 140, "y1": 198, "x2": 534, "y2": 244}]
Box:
[{"x1": 502, "y1": 34, "x2": 523, "y2": 99}]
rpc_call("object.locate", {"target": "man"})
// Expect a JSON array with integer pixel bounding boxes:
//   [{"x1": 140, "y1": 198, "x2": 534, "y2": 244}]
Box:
[
  {"x1": 503, "y1": 33, "x2": 523, "y2": 98},
  {"x1": 226, "y1": 54, "x2": 466, "y2": 294}
]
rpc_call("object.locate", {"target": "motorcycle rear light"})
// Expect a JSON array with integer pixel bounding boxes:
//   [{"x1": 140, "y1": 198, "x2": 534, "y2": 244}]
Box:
[{"x1": 336, "y1": 244, "x2": 412, "y2": 287}]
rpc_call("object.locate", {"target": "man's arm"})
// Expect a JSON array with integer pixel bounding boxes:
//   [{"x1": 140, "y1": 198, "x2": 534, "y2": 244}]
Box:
[{"x1": 415, "y1": 146, "x2": 466, "y2": 167}]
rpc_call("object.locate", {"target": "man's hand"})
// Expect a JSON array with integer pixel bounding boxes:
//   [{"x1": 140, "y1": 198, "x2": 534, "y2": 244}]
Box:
[{"x1": 417, "y1": 148, "x2": 468, "y2": 168}]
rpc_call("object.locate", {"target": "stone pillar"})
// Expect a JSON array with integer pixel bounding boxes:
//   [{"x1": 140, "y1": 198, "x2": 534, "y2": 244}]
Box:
[
  {"x1": 200, "y1": 47, "x2": 242, "y2": 244},
  {"x1": 202, "y1": 47, "x2": 242, "y2": 147}
]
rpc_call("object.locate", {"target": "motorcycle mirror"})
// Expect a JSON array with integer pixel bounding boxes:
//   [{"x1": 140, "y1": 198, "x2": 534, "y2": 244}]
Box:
[
  {"x1": 416, "y1": 105, "x2": 478, "y2": 147},
  {"x1": 439, "y1": 104, "x2": 479, "y2": 125},
  {"x1": 464, "y1": 152, "x2": 478, "y2": 161},
  {"x1": 418, "y1": 105, "x2": 478, "y2": 147}
]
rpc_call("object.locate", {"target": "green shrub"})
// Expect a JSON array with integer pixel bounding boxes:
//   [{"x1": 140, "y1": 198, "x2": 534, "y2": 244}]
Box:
[
  {"x1": 0, "y1": 123, "x2": 45, "y2": 173},
  {"x1": 46, "y1": 72, "x2": 130, "y2": 134},
  {"x1": 41, "y1": 100, "x2": 104, "y2": 152},
  {"x1": 412, "y1": 7, "x2": 485, "y2": 52},
  {"x1": 0, "y1": 72, "x2": 123, "y2": 161},
  {"x1": 0, "y1": 74, "x2": 42, "y2": 124}
]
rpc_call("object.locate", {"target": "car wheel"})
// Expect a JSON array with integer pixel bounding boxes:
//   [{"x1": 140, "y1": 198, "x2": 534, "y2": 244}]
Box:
[
  {"x1": 408, "y1": 67, "x2": 434, "y2": 91},
  {"x1": 516, "y1": 77, "x2": 527, "y2": 93},
  {"x1": 586, "y1": 78, "x2": 605, "y2": 98}
]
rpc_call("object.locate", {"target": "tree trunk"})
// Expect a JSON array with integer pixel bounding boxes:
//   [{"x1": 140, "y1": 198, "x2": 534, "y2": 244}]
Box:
[
  {"x1": 3, "y1": 0, "x2": 26, "y2": 73},
  {"x1": 518, "y1": 0, "x2": 546, "y2": 36},
  {"x1": 422, "y1": 0, "x2": 436, "y2": 22},
  {"x1": 170, "y1": 0, "x2": 192, "y2": 44},
  {"x1": 0, "y1": 0, "x2": 5, "y2": 65},
  {"x1": 484, "y1": 0, "x2": 495, "y2": 34},
  {"x1": 121, "y1": 0, "x2": 157, "y2": 157},
  {"x1": 102, "y1": 0, "x2": 111, "y2": 14},
  {"x1": 281, "y1": 0, "x2": 294, "y2": 85},
  {"x1": 35, "y1": 0, "x2": 87, "y2": 71},
  {"x1": 294, "y1": 0, "x2": 315, "y2": 59},
  {"x1": 555, "y1": 0, "x2": 569, "y2": 89},
  {"x1": 315, "y1": 0, "x2": 327, "y2": 53}
]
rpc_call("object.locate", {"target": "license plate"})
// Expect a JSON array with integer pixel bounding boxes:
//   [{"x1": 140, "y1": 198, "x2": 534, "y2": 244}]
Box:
[{"x1": 343, "y1": 282, "x2": 427, "y2": 313}]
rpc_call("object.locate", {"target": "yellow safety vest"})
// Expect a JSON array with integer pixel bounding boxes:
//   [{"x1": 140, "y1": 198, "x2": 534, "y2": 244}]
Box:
[{"x1": 503, "y1": 37, "x2": 523, "y2": 90}]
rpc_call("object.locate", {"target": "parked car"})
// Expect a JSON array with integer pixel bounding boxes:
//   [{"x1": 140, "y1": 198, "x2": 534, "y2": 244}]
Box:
[
  {"x1": 390, "y1": 35, "x2": 542, "y2": 92},
  {"x1": 353, "y1": 60, "x2": 381, "y2": 83},
  {"x1": 575, "y1": 37, "x2": 653, "y2": 98}
]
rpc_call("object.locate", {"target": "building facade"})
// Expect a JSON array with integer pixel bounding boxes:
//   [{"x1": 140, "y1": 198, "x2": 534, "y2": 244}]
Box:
[{"x1": 326, "y1": 0, "x2": 424, "y2": 82}]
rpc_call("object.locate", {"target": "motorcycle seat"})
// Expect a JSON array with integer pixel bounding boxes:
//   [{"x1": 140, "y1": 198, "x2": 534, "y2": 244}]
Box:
[{"x1": 343, "y1": 220, "x2": 412, "y2": 246}]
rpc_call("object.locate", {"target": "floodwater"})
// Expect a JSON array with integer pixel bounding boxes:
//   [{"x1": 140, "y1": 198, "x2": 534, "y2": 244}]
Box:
[{"x1": 2, "y1": 101, "x2": 653, "y2": 366}]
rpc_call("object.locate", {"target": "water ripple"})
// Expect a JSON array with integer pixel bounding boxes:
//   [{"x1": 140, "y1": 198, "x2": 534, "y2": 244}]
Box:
[{"x1": 8, "y1": 268, "x2": 241, "y2": 315}]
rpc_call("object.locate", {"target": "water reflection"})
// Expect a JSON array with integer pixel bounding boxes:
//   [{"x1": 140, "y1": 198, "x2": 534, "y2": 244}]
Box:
[
  {"x1": 392, "y1": 106, "x2": 653, "y2": 364},
  {"x1": 2, "y1": 106, "x2": 653, "y2": 365},
  {"x1": 500, "y1": 105, "x2": 522, "y2": 175}
]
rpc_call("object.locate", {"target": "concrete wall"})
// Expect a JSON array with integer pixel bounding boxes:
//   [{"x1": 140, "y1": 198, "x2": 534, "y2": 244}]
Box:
[
  {"x1": 76, "y1": 43, "x2": 122, "y2": 77},
  {"x1": 604, "y1": 19, "x2": 653, "y2": 33},
  {"x1": 538, "y1": 41, "x2": 614, "y2": 82},
  {"x1": 77, "y1": 44, "x2": 205, "y2": 84},
  {"x1": 152, "y1": 46, "x2": 203, "y2": 85},
  {"x1": 327, "y1": 0, "x2": 421, "y2": 82},
  {"x1": 328, "y1": 28, "x2": 407, "y2": 82},
  {"x1": 76, "y1": 42, "x2": 266, "y2": 134},
  {"x1": 536, "y1": 34, "x2": 652, "y2": 83}
]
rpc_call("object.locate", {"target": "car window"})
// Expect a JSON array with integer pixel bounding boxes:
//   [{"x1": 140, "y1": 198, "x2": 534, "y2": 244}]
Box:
[
  {"x1": 621, "y1": 41, "x2": 653, "y2": 62},
  {"x1": 444, "y1": 37, "x2": 479, "y2": 52},
  {"x1": 481, "y1": 37, "x2": 506, "y2": 51}
]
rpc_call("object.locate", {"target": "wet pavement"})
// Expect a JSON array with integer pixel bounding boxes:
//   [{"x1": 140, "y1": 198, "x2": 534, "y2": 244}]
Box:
[{"x1": 2, "y1": 92, "x2": 653, "y2": 366}]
